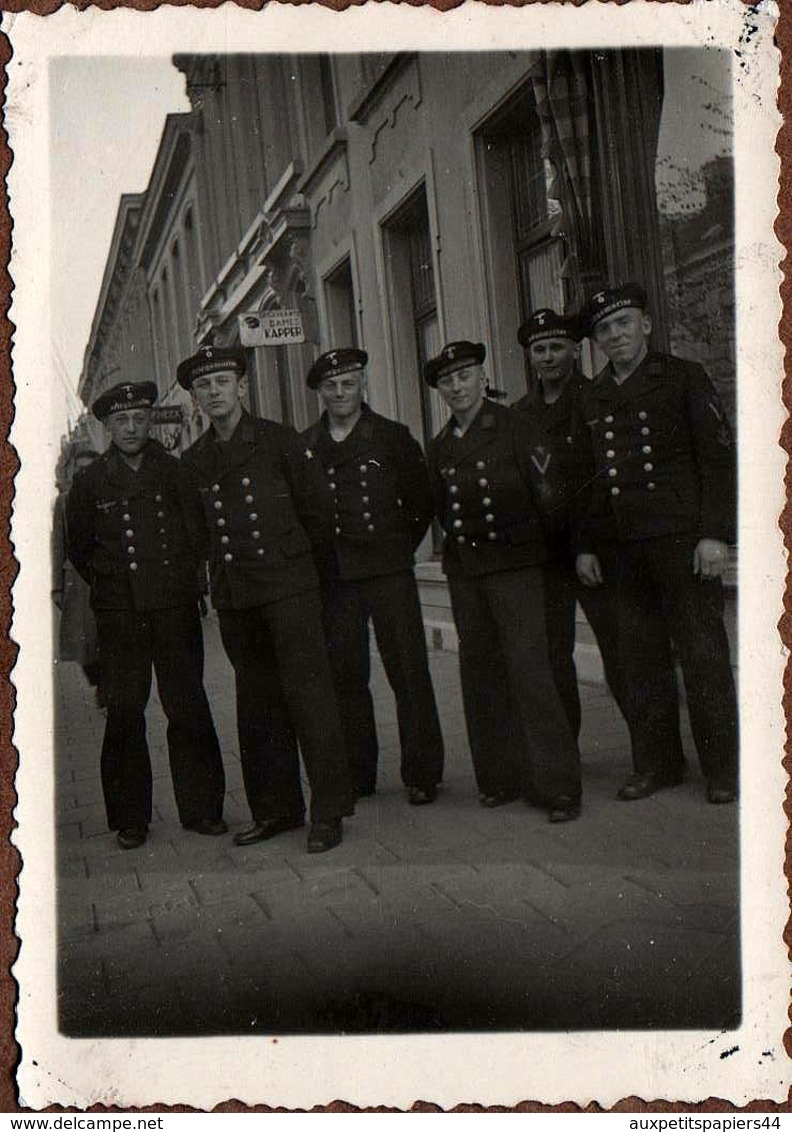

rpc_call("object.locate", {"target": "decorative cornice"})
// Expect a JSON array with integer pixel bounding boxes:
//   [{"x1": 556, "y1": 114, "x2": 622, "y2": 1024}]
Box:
[
  {"x1": 173, "y1": 54, "x2": 224, "y2": 112},
  {"x1": 298, "y1": 128, "x2": 349, "y2": 197},
  {"x1": 298, "y1": 129, "x2": 351, "y2": 232},
  {"x1": 137, "y1": 118, "x2": 193, "y2": 271},
  {"x1": 347, "y1": 53, "x2": 416, "y2": 125},
  {"x1": 366, "y1": 60, "x2": 423, "y2": 165},
  {"x1": 78, "y1": 196, "x2": 144, "y2": 402},
  {"x1": 196, "y1": 190, "x2": 313, "y2": 341}
]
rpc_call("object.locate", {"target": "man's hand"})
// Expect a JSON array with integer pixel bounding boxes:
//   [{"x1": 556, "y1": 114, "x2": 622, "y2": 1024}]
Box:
[
  {"x1": 693, "y1": 538, "x2": 729, "y2": 580},
  {"x1": 576, "y1": 553, "x2": 603, "y2": 587}
]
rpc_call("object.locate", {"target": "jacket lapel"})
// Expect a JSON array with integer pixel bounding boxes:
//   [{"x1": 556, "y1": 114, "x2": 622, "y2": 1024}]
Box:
[
  {"x1": 187, "y1": 428, "x2": 222, "y2": 482},
  {"x1": 592, "y1": 355, "x2": 662, "y2": 412},
  {"x1": 441, "y1": 403, "x2": 499, "y2": 465},
  {"x1": 103, "y1": 445, "x2": 124, "y2": 490},
  {"x1": 534, "y1": 379, "x2": 577, "y2": 437},
  {"x1": 105, "y1": 440, "x2": 159, "y2": 497},
  {"x1": 198, "y1": 412, "x2": 261, "y2": 482},
  {"x1": 317, "y1": 404, "x2": 375, "y2": 468}
]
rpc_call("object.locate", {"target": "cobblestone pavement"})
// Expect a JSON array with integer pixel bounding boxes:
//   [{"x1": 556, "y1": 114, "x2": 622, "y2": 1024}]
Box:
[{"x1": 55, "y1": 614, "x2": 739, "y2": 1036}]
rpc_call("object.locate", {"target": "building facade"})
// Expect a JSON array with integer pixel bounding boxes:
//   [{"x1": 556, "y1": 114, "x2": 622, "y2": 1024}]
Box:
[{"x1": 78, "y1": 48, "x2": 737, "y2": 653}]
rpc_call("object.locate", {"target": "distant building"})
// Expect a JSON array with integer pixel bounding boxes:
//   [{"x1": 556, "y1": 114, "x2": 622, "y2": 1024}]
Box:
[
  {"x1": 79, "y1": 192, "x2": 149, "y2": 407},
  {"x1": 660, "y1": 155, "x2": 736, "y2": 420},
  {"x1": 78, "y1": 114, "x2": 203, "y2": 452}
]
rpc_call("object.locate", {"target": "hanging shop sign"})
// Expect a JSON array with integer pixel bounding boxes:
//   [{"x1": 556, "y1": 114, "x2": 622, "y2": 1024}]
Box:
[
  {"x1": 238, "y1": 309, "x2": 305, "y2": 347},
  {"x1": 151, "y1": 406, "x2": 184, "y2": 425}
]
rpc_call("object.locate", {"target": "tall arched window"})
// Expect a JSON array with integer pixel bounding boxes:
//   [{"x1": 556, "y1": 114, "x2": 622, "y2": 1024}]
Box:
[
  {"x1": 151, "y1": 287, "x2": 167, "y2": 390},
  {"x1": 159, "y1": 266, "x2": 174, "y2": 382},
  {"x1": 183, "y1": 206, "x2": 204, "y2": 318},
  {"x1": 171, "y1": 239, "x2": 190, "y2": 358}
]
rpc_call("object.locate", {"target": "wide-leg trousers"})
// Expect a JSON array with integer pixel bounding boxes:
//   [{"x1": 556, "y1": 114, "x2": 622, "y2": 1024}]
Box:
[
  {"x1": 218, "y1": 588, "x2": 354, "y2": 823},
  {"x1": 96, "y1": 605, "x2": 225, "y2": 831},
  {"x1": 448, "y1": 566, "x2": 581, "y2": 804},
  {"x1": 542, "y1": 557, "x2": 631, "y2": 740},
  {"x1": 322, "y1": 571, "x2": 444, "y2": 794},
  {"x1": 598, "y1": 536, "x2": 738, "y2": 788}
]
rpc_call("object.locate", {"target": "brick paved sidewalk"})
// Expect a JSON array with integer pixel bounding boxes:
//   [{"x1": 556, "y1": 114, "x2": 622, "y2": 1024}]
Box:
[{"x1": 55, "y1": 613, "x2": 739, "y2": 1036}]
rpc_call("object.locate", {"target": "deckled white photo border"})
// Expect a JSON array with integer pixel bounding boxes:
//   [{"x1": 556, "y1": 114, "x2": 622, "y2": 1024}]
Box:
[{"x1": 7, "y1": 0, "x2": 787, "y2": 1108}]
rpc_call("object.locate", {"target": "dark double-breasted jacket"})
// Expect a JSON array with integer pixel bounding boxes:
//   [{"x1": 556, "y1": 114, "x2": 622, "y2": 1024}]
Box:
[
  {"x1": 301, "y1": 404, "x2": 433, "y2": 581},
  {"x1": 66, "y1": 439, "x2": 200, "y2": 613},
  {"x1": 179, "y1": 410, "x2": 334, "y2": 610},
  {"x1": 513, "y1": 370, "x2": 592, "y2": 560},
  {"x1": 427, "y1": 399, "x2": 554, "y2": 578},
  {"x1": 574, "y1": 352, "x2": 736, "y2": 552}
]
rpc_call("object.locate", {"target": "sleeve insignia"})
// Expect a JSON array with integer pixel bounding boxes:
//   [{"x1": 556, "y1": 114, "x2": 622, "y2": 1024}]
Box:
[{"x1": 531, "y1": 450, "x2": 552, "y2": 476}]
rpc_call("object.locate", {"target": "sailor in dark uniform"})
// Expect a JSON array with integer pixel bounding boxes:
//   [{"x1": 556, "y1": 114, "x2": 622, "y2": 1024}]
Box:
[
  {"x1": 576, "y1": 284, "x2": 738, "y2": 804},
  {"x1": 426, "y1": 340, "x2": 582, "y2": 822},
  {"x1": 65, "y1": 381, "x2": 226, "y2": 850},
  {"x1": 513, "y1": 308, "x2": 628, "y2": 739},
  {"x1": 178, "y1": 344, "x2": 354, "y2": 853},
  {"x1": 301, "y1": 348, "x2": 444, "y2": 805}
]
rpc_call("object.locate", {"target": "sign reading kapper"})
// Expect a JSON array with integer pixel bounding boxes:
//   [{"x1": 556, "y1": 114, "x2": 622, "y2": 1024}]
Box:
[{"x1": 238, "y1": 309, "x2": 305, "y2": 347}]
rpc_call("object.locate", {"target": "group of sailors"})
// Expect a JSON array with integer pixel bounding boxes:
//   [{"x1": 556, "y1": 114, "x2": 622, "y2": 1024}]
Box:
[{"x1": 62, "y1": 282, "x2": 739, "y2": 855}]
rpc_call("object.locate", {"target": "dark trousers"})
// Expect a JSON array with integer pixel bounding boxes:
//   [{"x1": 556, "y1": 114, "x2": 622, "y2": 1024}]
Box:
[
  {"x1": 543, "y1": 558, "x2": 630, "y2": 740},
  {"x1": 448, "y1": 566, "x2": 581, "y2": 804},
  {"x1": 600, "y1": 536, "x2": 738, "y2": 787},
  {"x1": 218, "y1": 588, "x2": 354, "y2": 823},
  {"x1": 219, "y1": 614, "x2": 302, "y2": 823},
  {"x1": 322, "y1": 571, "x2": 444, "y2": 793},
  {"x1": 96, "y1": 606, "x2": 225, "y2": 831}
]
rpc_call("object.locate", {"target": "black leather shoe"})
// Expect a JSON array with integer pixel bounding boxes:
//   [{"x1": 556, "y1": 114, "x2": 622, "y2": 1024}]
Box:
[
  {"x1": 617, "y1": 771, "x2": 683, "y2": 801},
  {"x1": 183, "y1": 819, "x2": 228, "y2": 836},
  {"x1": 307, "y1": 818, "x2": 343, "y2": 854},
  {"x1": 479, "y1": 791, "x2": 519, "y2": 809},
  {"x1": 548, "y1": 796, "x2": 581, "y2": 823},
  {"x1": 232, "y1": 814, "x2": 305, "y2": 846},
  {"x1": 353, "y1": 785, "x2": 376, "y2": 800},
  {"x1": 707, "y1": 783, "x2": 737, "y2": 805},
  {"x1": 117, "y1": 826, "x2": 148, "y2": 850},
  {"x1": 408, "y1": 786, "x2": 437, "y2": 806}
]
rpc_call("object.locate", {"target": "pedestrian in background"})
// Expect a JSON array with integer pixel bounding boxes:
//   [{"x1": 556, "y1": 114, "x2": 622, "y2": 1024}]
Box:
[
  {"x1": 576, "y1": 283, "x2": 738, "y2": 804},
  {"x1": 426, "y1": 340, "x2": 582, "y2": 822},
  {"x1": 302, "y1": 347, "x2": 444, "y2": 805},
  {"x1": 66, "y1": 382, "x2": 227, "y2": 850},
  {"x1": 52, "y1": 446, "x2": 103, "y2": 705},
  {"x1": 513, "y1": 308, "x2": 628, "y2": 740},
  {"x1": 178, "y1": 344, "x2": 354, "y2": 854}
]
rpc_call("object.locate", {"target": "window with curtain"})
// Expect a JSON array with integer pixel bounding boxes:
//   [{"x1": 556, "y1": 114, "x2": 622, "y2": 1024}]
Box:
[
  {"x1": 405, "y1": 197, "x2": 447, "y2": 448},
  {"x1": 323, "y1": 257, "x2": 358, "y2": 348},
  {"x1": 509, "y1": 124, "x2": 566, "y2": 317}
]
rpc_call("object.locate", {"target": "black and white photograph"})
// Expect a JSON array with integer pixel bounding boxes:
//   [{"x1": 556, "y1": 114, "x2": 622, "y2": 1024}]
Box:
[{"x1": 8, "y1": 1, "x2": 785, "y2": 1110}]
